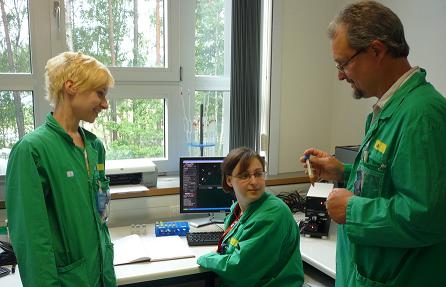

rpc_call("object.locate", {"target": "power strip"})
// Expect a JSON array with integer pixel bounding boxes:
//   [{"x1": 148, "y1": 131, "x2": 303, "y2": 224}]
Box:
[{"x1": 155, "y1": 221, "x2": 190, "y2": 237}]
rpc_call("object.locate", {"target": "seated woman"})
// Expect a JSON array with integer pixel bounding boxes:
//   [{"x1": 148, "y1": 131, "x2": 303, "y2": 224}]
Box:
[{"x1": 197, "y1": 147, "x2": 304, "y2": 287}]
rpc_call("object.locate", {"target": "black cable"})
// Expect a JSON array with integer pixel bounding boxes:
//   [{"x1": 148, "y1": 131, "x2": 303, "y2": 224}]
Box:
[{"x1": 276, "y1": 190, "x2": 306, "y2": 214}]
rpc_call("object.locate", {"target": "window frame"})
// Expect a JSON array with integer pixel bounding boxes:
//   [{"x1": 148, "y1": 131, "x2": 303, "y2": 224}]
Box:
[{"x1": 0, "y1": 0, "x2": 232, "y2": 175}]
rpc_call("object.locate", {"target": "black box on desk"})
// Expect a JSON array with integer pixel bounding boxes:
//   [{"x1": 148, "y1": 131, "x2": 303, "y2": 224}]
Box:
[{"x1": 299, "y1": 184, "x2": 332, "y2": 239}]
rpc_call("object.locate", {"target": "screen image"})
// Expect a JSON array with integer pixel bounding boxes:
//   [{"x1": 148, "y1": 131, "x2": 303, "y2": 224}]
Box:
[{"x1": 180, "y1": 157, "x2": 236, "y2": 213}]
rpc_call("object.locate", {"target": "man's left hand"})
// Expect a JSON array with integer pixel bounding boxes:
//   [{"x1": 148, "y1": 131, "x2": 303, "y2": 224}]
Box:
[{"x1": 326, "y1": 188, "x2": 353, "y2": 224}]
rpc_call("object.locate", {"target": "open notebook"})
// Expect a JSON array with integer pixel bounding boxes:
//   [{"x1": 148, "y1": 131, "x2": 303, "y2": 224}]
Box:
[{"x1": 113, "y1": 234, "x2": 195, "y2": 265}]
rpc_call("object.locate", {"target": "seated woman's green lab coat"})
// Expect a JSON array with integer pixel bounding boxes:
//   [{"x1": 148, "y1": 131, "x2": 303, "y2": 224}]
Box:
[
  {"x1": 197, "y1": 192, "x2": 304, "y2": 287},
  {"x1": 6, "y1": 113, "x2": 116, "y2": 287}
]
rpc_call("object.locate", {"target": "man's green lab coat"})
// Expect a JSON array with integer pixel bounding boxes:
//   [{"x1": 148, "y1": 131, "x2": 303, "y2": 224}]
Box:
[
  {"x1": 337, "y1": 69, "x2": 446, "y2": 286},
  {"x1": 6, "y1": 113, "x2": 116, "y2": 287}
]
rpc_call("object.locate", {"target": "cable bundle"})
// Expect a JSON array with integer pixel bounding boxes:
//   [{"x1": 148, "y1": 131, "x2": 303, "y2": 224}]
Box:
[{"x1": 276, "y1": 190, "x2": 306, "y2": 213}]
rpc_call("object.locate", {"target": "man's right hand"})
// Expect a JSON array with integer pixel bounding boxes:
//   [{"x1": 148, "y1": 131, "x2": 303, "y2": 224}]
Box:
[{"x1": 299, "y1": 148, "x2": 345, "y2": 182}]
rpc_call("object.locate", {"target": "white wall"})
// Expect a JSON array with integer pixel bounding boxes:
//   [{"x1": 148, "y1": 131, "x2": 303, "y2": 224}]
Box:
[
  {"x1": 271, "y1": 0, "x2": 337, "y2": 173},
  {"x1": 273, "y1": 0, "x2": 446, "y2": 173},
  {"x1": 381, "y1": 0, "x2": 446, "y2": 95}
]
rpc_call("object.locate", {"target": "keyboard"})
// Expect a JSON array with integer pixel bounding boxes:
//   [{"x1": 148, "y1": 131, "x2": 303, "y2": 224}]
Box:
[{"x1": 186, "y1": 231, "x2": 224, "y2": 246}]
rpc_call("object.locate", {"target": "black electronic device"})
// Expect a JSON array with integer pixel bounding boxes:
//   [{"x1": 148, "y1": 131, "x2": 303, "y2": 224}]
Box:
[
  {"x1": 180, "y1": 157, "x2": 236, "y2": 227},
  {"x1": 186, "y1": 231, "x2": 224, "y2": 246},
  {"x1": 0, "y1": 240, "x2": 17, "y2": 273},
  {"x1": 0, "y1": 266, "x2": 10, "y2": 278},
  {"x1": 335, "y1": 145, "x2": 360, "y2": 164},
  {"x1": 299, "y1": 184, "x2": 331, "y2": 238},
  {"x1": 335, "y1": 145, "x2": 360, "y2": 188}
]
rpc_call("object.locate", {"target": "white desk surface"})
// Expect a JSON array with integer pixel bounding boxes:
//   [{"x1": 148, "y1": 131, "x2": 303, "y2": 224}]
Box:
[
  {"x1": 295, "y1": 214, "x2": 337, "y2": 279},
  {"x1": 1, "y1": 214, "x2": 337, "y2": 286}
]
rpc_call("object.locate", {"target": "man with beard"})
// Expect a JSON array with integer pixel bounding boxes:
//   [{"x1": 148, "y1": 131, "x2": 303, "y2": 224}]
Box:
[{"x1": 300, "y1": 1, "x2": 446, "y2": 286}]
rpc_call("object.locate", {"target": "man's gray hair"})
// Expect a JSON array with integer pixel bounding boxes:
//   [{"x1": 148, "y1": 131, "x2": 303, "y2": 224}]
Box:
[{"x1": 328, "y1": 1, "x2": 409, "y2": 58}]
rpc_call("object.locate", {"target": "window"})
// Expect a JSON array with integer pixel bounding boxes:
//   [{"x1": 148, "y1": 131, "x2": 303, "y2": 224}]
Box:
[
  {"x1": 195, "y1": 0, "x2": 225, "y2": 76},
  {"x1": 64, "y1": 0, "x2": 166, "y2": 68},
  {"x1": 83, "y1": 98, "x2": 165, "y2": 159},
  {"x1": 0, "y1": 0, "x2": 35, "y2": 176},
  {"x1": 185, "y1": 0, "x2": 231, "y2": 157},
  {"x1": 0, "y1": 91, "x2": 34, "y2": 174},
  {"x1": 0, "y1": 0, "x2": 232, "y2": 176},
  {"x1": 0, "y1": 0, "x2": 31, "y2": 73},
  {"x1": 188, "y1": 90, "x2": 225, "y2": 157}
]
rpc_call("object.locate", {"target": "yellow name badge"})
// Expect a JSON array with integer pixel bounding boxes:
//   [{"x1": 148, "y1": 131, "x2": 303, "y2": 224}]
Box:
[
  {"x1": 229, "y1": 237, "x2": 239, "y2": 246},
  {"x1": 374, "y1": 140, "x2": 387, "y2": 154},
  {"x1": 96, "y1": 163, "x2": 105, "y2": 171}
]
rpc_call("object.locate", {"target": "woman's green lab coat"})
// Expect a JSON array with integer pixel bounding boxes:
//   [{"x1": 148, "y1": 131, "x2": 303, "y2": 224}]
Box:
[
  {"x1": 197, "y1": 192, "x2": 304, "y2": 287},
  {"x1": 6, "y1": 113, "x2": 116, "y2": 287},
  {"x1": 337, "y1": 69, "x2": 446, "y2": 286}
]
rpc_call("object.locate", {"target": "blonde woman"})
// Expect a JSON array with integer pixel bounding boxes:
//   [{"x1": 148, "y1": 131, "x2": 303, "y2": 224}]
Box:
[{"x1": 6, "y1": 52, "x2": 116, "y2": 286}]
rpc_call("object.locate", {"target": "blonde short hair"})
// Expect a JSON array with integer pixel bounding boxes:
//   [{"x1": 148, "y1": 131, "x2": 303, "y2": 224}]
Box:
[{"x1": 45, "y1": 51, "x2": 114, "y2": 108}]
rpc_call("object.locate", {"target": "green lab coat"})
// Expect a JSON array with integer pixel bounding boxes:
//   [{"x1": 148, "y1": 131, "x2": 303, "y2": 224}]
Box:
[
  {"x1": 337, "y1": 69, "x2": 446, "y2": 286},
  {"x1": 197, "y1": 192, "x2": 304, "y2": 287},
  {"x1": 6, "y1": 113, "x2": 116, "y2": 287}
]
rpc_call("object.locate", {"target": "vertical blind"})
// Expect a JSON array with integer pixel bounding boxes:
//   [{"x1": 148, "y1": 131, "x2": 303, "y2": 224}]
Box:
[{"x1": 229, "y1": 0, "x2": 261, "y2": 151}]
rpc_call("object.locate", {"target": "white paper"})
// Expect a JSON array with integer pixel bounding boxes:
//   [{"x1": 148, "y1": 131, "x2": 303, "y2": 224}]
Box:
[
  {"x1": 142, "y1": 236, "x2": 195, "y2": 262},
  {"x1": 113, "y1": 234, "x2": 150, "y2": 265},
  {"x1": 307, "y1": 182, "x2": 334, "y2": 198}
]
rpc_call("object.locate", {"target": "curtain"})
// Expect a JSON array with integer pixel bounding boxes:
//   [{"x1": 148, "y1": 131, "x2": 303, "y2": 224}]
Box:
[{"x1": 229, "y1": 0, "x2": 261, "y2": 151}]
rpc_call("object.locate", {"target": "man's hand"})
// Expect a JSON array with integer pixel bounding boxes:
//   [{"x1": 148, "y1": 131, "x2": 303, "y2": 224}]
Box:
[
  {"x1": 299, "y1": 148, "x2": 345, "y2": 182},
  {"x1": 326, "y1": 188, "x2": 353, "y2": 224}
]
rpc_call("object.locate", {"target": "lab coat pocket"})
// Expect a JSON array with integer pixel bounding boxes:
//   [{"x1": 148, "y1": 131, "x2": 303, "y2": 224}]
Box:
[
  {"x1": 358, "y1": 161, "x2": 385, "y2": 198},
  {"x1": 57, "y1": 257, "x2": 91, "y2": 286},
  {"x1": 103, "y1": 242, "x2": 117, "y2": 286},
  {"x1": 355, "y1": 267, "x2": 388, "y2": 287}
]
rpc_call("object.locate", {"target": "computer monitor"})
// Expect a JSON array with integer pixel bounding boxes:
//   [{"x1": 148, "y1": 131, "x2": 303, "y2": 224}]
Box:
[{"x1": 179, "y1": 157, "x2": 236, "y2": 227}]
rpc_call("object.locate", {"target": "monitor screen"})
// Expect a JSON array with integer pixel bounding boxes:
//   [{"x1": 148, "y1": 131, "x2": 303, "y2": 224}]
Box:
[{"x1": 180, "y1": 157, "x2": 236, "y2": 214}]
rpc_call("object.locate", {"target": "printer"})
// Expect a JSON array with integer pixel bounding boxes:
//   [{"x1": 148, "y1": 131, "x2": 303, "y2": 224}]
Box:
[{"x1": 105, "y1": 159, "x2": 158, "y2": 187}]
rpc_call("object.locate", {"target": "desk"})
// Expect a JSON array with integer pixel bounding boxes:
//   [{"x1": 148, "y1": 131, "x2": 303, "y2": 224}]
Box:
[
  {"x1": 0, "y1": 223, "x2": 220, "y2": 287},
  {"x1": 1, "y1": 215, "x2": 337, "y2": 286},
  {"x1": 111, "y1": 224, "x2": 220, "y2": 286}
]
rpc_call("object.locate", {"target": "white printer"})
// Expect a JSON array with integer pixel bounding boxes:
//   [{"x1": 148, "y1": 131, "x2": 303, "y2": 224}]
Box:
[{"x1": 105, "y1": 159, "x2": 158, "y2": 187}]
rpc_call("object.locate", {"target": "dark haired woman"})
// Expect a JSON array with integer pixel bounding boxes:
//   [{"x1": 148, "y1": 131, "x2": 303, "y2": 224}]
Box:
[{"x1": 197, "y1": 147, "x2": 304, "y2": 287}]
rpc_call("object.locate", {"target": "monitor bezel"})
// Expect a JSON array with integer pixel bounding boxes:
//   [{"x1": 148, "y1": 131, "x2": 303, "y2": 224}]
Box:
[{"x1": 179, "y1": 156, "x2": 233, "y2": 214}]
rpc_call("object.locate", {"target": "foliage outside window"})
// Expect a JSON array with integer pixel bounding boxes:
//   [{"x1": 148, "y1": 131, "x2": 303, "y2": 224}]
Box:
[
  {"x1": 65, "y1": 0, "x2": 165, "y2": 67},
  {"x1": 195, "y1": 0, "x2": 224, "y2": 76},
  {"x1": 82, "y1": 98, "x2": 165, "y2": 160},
  {"x1": 0, "y1": 0, "x2": 31, "y2": 73},
  {"x1": 0, "y1": 91, "x2": 34, "y2": 175}
]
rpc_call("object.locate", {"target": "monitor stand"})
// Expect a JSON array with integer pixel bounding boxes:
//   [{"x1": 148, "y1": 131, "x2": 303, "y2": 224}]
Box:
[{"x1": 189, "y1": 212, "x2": 226, "y2": 228}]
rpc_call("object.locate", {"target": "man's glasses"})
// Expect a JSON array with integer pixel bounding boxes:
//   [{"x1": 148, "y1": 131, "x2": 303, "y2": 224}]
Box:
[
  {"x1": 233, "y1": 171, "x2": 266, "y2": 181},
  {"x1": 336, "y1": 48, "x2": 366, "y2": 72}
]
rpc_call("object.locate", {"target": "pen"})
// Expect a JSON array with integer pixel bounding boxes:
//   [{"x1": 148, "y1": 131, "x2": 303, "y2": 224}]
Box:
[{"x1": 303, "y1": 154, "x2": 315, "y2": 186}]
